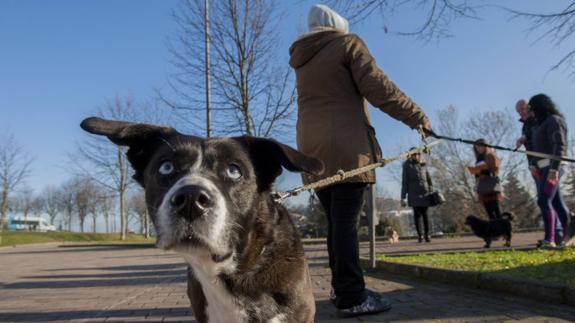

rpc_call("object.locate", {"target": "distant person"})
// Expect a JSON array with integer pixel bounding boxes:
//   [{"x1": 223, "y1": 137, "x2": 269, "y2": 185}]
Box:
[
  {"x1": 289, "y1": 3, "x2": 431, "y2": 317},
  {"x1": 515, "y1": 99, "x2": 535, "y2": 152},
  {"x1": 528, "y1": 94, "x2": 571, "y2": 248},
  {"x1": 401, "y1": 149, "x2": 434, "y2": 243},
  {"x1": 467, "y1": 139, "x2": 503, "y2": 220}
]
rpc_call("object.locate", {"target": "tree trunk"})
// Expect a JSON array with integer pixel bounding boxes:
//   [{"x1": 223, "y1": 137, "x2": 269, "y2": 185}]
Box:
[
  {"x1": 80, "y1": 218, "x2": 85, "y2": 233},
  {"x1": 118, "y1": 147, "x2": 127, "y2": 240},
  {"x1": 105, "y1": 213, "x2": 110, "y2": 234},
  {"x1": 93, "y1": 215, "x2": 97, "y2": 233},
  {"x1": 67, "y1": 211, "x2": 72, "y2": 232},
  {"x1": 144, "y1": 210, "x2": 150, "y2": 240},
  {"x1": 0, "y1": 189, "x2": 8, "y2": 244}
]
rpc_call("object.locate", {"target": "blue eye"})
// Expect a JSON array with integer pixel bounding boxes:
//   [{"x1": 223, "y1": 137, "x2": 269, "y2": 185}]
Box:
[
  {"x1": 159, "y1": 161, "x2": 174, "y2": 175},
  {"x1": 226, "y1": 164, "x2": 242, "y2": 180}
]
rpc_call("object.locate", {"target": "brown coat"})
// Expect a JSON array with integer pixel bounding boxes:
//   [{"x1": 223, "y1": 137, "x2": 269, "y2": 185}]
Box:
[
  {"x1": 289, "y1": 31, "x2": 429, "y2": 185},
  {"x1": 470, "y1": 151, "x2": 503, "y2": 203}
]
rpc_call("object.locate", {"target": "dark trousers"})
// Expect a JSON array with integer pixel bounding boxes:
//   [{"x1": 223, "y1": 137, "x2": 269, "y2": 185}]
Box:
[
  {"x1": 413, "y1": 207, "x2": 429, "y2": 238},
  {"x1": 483, "y1": 200, "x2": 502, "y2": 220},
  {"x1": 535, "y1": 167, "x2": 570, "y2": 243},
  {"x1": 316, "y1": 182, "x2": 367, "y2": 309},
  {"x1": 532, "y1": 171, "x2": 563, "y2": 242}
]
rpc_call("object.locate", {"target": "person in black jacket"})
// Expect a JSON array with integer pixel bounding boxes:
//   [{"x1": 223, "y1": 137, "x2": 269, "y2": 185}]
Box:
[
  {"x1": 529, "y1": 94, "x2": 571, "y2": 249},
  {"x1": 401, "y1": 149, "x2": 434, "y2": 242},
  {"x1": 516, "y1": 98, "x2": 562, "y2": 245}
]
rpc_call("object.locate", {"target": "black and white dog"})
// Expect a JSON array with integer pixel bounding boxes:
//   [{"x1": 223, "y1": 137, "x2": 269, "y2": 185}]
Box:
[
  {"x1": 81, "y1": 117, "x2": 321, "y2": 323},
  {"x1": 465, "y1": 212, "x2": 514, "y2": 248}
]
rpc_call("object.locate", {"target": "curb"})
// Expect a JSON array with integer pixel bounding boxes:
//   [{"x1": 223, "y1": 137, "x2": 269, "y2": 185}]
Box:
[
  {"x1": 0, "y1": 242, "x2": 64, "y2": 250},
  {"x1": 0, "y1": 242, "x2": 155, "y2": 250},
  {"x1": 361, "y1": 258, "x2": 575, "y2": 306}
]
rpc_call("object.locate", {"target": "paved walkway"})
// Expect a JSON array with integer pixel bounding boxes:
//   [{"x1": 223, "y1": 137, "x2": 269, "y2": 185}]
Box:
[{"x1": 1, "y1": 232, "x2": 574, "y2": 322}]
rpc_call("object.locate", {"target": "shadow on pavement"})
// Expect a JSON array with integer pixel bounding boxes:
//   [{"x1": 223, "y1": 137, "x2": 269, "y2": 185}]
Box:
[
  {"x1": 2, "y1": 263, "x2": 187, "y2": 290},
  {"x1": 0, "y1": 308, "x2": 195, "y2": 322}
]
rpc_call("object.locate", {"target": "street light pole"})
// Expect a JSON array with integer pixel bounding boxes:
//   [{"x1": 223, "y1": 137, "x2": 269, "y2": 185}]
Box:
[{"x1": 204, "y1": 0, "x2": 211, "y2": 138}]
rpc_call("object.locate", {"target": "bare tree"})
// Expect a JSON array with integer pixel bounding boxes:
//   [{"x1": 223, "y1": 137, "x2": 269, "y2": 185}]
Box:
[
  {"x1": 14, "y1": 187, "x2": 36, "y2": 226},
  {"x1": 40, "y1": 185, "x2": 61, "y2": 226},
  {"x1": 58, "y1": 179, "x2": 77, "y2": 231},
  {"x1": 426, "y1": 106, "x2": 524, "y2": 232},
  {"x1": 327, "y1": 0, "x2": 479, "y2": 41},
  {"x1": 74, "y1": 96, "x2": 173, "y2": 239},
  {"x1": 329, "y1": 1, "x2": 575, "y2": 74},
  {"x1": 74, "y1": 177, "x2": 101, "y2": 233},
  {"x1": 98, "y1": 192, "x2": 114, "y2": 234},
  {"x1": 162, "y1": 0, "x2": 296, "y2": 137},
  {"x1": 0, "y1": 133, "x2": 33, "y2": 241},
  {"x1": 128, "y1": 190, "x2": 150, "y2": 239},
  {"x1": 507, "y1": 2, "x2": 575, "y2": 74}
]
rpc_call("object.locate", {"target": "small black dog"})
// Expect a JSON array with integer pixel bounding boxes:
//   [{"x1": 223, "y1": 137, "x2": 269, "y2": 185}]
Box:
[{"x1": 465, "y1": 212, "x2": 514, "y2": 248}]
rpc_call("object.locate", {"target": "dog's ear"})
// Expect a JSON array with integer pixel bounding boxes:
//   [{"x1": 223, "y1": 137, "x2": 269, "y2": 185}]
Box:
[
  {"x1": 80, "y1": 117, "x2": 177, "y2": 185},
  {"x1": 233, "y1": 136, "x2": 324, "y2": 191}
]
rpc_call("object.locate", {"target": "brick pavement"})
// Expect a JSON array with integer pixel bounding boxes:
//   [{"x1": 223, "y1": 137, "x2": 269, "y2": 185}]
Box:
[{"x1": 1, "y1": 232, "x2": 574, "y2": 322}]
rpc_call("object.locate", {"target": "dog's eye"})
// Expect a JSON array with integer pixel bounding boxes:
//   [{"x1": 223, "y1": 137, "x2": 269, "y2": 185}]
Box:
[
  {"x1": 226, "y1": 164, "x2": 242, "y2": 180},
  {"x1": 158, "y1": 161, "x2": 175, "y2": 175}
]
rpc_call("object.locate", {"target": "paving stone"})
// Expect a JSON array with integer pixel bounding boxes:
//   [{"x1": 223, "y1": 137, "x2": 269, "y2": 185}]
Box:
[{"x1": 1, "y1": 232, "x2": 575, "y2": 322}]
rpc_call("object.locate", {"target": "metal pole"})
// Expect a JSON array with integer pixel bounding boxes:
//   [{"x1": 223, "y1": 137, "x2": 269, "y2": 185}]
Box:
[
  {"x1": 366, "y1": 185, "x2": 377, "y2": 269},
  {"x1": 204, "y1": 0, "x2": 211, "y2": 138}
]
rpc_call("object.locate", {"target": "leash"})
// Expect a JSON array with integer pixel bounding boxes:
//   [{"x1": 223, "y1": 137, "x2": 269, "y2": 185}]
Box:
[
  {"x1": 272, "y1": 138, "x2": 443, "y2": 202},
  {"x1": 425, "y1": 131, "x2": 575, "y2": 164}
]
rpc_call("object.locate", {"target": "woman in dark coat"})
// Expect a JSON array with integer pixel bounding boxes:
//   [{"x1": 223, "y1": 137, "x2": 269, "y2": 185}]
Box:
[
  {"x1": 401, "y1": 149, "x2": 433, "y2": 242},
  {"x1": 467, "y1": 139, "x2": 503, "y2": 220},
  {"x1": 528, "y1": 94, "x2": 571, "y2": 248}
]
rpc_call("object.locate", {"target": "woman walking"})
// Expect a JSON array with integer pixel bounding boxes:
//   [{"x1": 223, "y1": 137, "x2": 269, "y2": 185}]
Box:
[
  {"x1": 401, "y1": 149, "x2": 434, "y2": 242},
  {"x1": 529, "y1": 94, "x2": 571, "y2": 248},
  {"x1": 467, "y1": 139, "x2": 503, "y2": 220},
  {"x1": 289, "y1": 4, "x2": 431, "y2": 317}
]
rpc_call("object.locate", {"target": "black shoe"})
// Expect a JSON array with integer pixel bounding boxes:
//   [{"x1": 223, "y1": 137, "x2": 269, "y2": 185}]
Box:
[
  {"x1": 337, "y1": 290, "x2": 392, "y2": 317},
  {"x1": 425, "y1": 235, "x2": 431, "y2": 243},
  {"x1": 418, "y1": 236, "x2": 423, "y2": 243}
]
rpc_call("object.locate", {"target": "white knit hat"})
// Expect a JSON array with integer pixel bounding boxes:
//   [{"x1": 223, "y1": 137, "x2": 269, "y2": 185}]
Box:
[{"x1": 307, "y1": 4, "x2": 349, "y2": 34}]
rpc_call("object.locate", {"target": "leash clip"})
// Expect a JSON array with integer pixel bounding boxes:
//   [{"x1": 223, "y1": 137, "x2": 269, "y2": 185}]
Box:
[
  {"x1": 271, "y1": 191, "x2": 291, "y2": 203},
  {"x1": 418, "y1": 125, "x2": 432, "y2": 155}
]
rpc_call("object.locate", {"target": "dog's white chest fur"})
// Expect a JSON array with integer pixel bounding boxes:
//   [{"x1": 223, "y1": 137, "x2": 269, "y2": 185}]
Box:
[
  {"x1": 183, "y1": 253, "x2": 249, "y2": 323},
  {"x1": 183, "y1": 252, "x2": 287, "y2": 323}
]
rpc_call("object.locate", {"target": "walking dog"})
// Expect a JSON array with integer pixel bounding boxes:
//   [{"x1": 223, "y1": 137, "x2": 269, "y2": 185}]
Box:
[
  {"x1": 81, "y1": 117, "x2": 321, "y2": 323},
  {"x1": 465, "y1": 212, "x2": 514, "y2": 248}
]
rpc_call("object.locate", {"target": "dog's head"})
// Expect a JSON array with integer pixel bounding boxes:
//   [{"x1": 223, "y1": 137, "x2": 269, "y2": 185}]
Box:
[
  {"x1": 81, "y1": 117, "x2": 323, "y2": 257},
  {"x1": 464, "y1": 215, "x2": 482, "y2": 226}
]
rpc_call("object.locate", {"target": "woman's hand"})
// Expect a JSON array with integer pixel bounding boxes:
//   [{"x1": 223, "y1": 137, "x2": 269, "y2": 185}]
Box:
[
  {"x1": 421, "y1": 122, "x2": 434, "y2": 137},
  {"x1": 547, "y1": 169, "x2": 559, "y2": 185},
  {"x1": 467, "y1": 166, "x2": 476, "y2": 174},
  {"x1": 515, "y1": 136, "x2": 525, "y2": 149}
]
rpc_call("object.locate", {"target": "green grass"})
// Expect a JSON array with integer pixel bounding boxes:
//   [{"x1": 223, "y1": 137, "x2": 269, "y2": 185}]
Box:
[
  {"x1": 379, "y1": 249, "x2": 575, "y2": 287},
  {"x1": 0, "y1": 231, "x2": 154, "y2": 247}
]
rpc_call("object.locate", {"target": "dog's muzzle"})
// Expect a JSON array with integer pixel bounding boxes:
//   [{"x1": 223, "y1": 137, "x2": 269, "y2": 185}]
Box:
[{"x1": 170, "y1": 185, "x2": 214, "y2": 220}]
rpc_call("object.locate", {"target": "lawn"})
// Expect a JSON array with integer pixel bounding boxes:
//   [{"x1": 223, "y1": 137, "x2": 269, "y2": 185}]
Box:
[
  {"x1": 379, "y1": 248, "x2": 575, "y2": 287},
  {"x1": 0, "y1": 231, "x2": 154, "y2": 247}
]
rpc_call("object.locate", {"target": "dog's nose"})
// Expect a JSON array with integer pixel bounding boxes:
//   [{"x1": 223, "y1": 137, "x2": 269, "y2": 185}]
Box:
[{"x1": 170, "y1": 185, "x2": 213, "y2": 217}]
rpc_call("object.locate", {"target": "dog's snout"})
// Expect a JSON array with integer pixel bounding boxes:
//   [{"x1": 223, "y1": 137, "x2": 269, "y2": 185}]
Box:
[{"x1": 170, "y1": 185, "x2": 214, "y2": 217}]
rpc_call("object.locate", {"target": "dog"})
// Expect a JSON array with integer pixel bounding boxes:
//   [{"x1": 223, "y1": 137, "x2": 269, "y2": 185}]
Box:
[
  {"x1": 465, "y1": 212, "x2": 514, "y2": 248},
  {"x1": 386, "y1": 227, "x2": 399, "y2": 244},
  {"x1": 81, "y1": 117, "x2": 322, "y2": 323}
]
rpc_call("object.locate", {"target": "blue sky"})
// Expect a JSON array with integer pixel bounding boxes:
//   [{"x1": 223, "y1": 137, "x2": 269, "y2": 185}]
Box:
[{"x1": 1, "y1": 0, "x2": 574, "y2": 206}]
